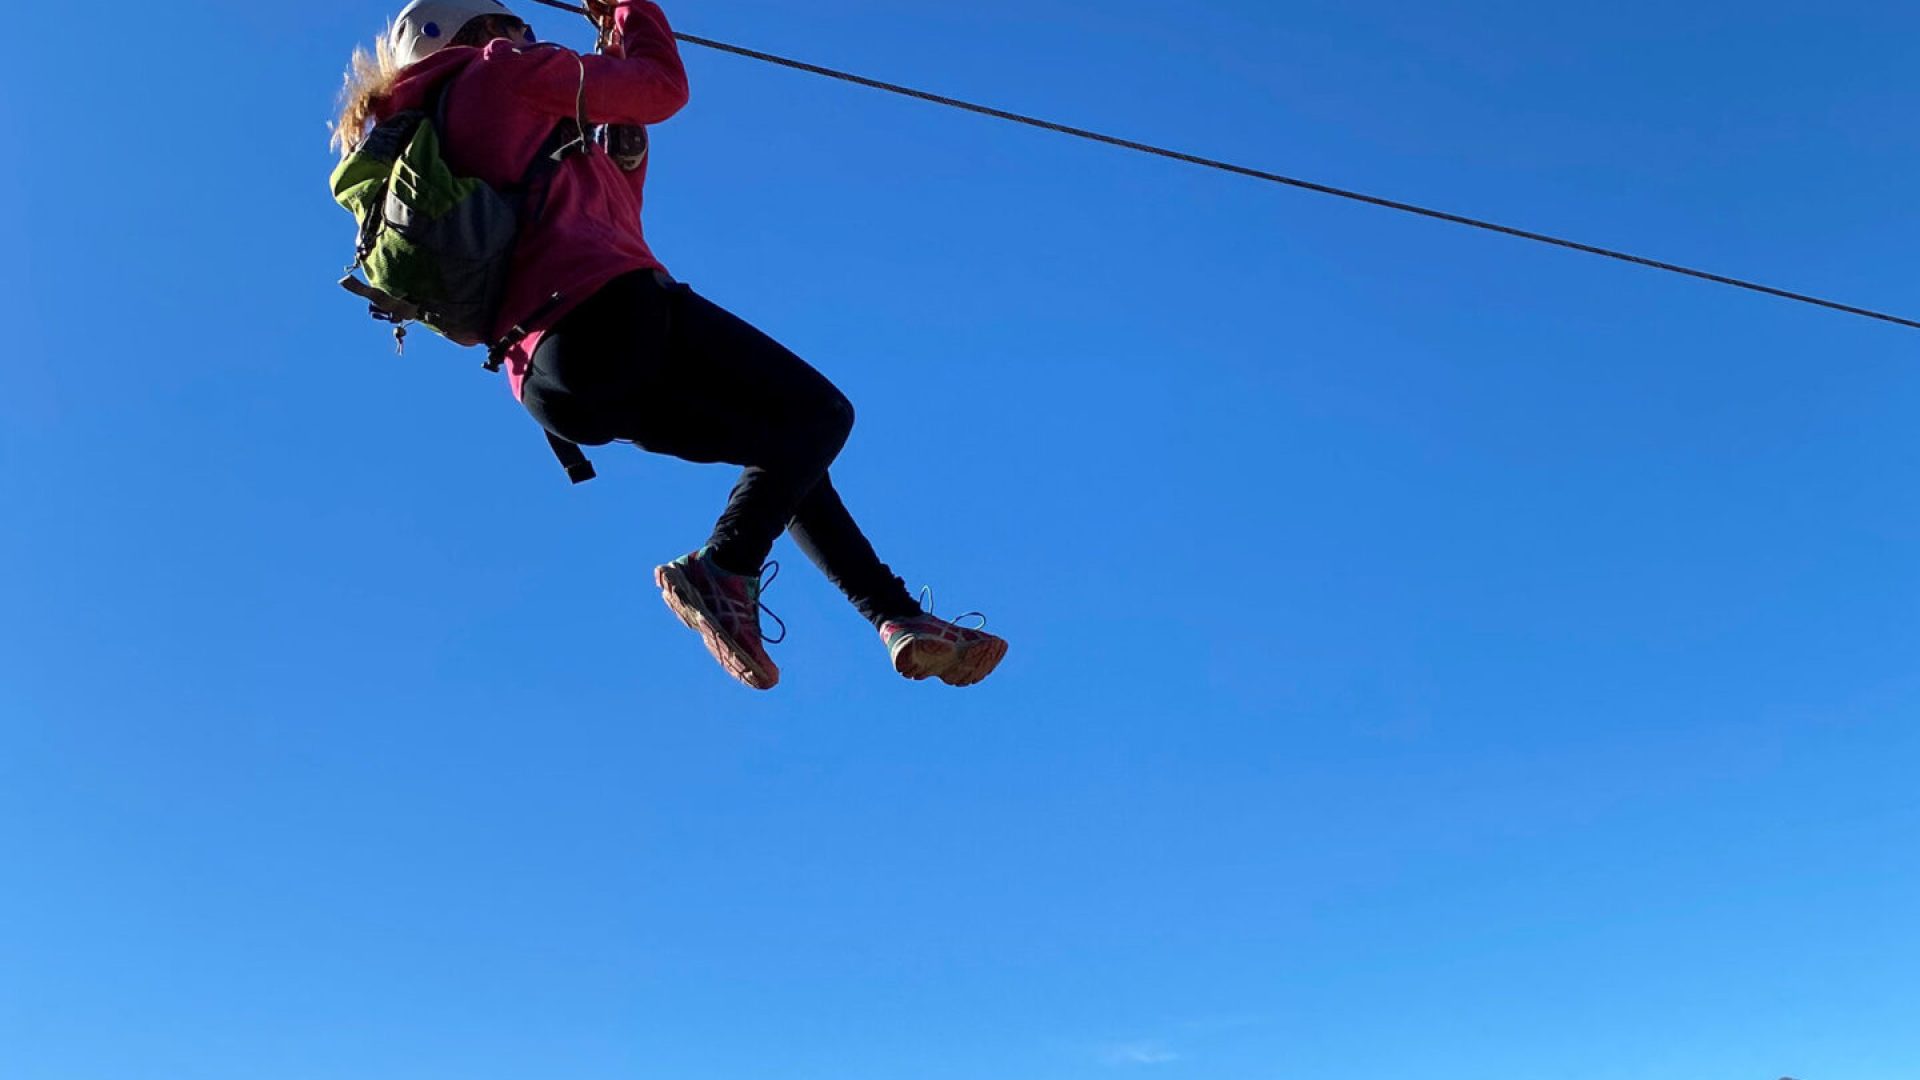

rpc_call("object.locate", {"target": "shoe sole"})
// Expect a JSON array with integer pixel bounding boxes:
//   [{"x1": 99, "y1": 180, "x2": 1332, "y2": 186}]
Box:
[
  {"x1": 656, "y1": 564, "x2": 779, "y2": 691},
  {"x1": 892, "y1": 632, "x2": 1008, "y2": 688},
  {"x1": 943, "y1": 634, "x2": 1008, "y2": 687},
  {"x1": 892, "y1": 635, "x2": 957, "y2": 682}
]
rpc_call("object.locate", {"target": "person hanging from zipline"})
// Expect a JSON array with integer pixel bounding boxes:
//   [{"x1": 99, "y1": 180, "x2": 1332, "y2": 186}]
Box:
[{"x1": 329, "y1": 0, "x2": 1006, "y2": 690}]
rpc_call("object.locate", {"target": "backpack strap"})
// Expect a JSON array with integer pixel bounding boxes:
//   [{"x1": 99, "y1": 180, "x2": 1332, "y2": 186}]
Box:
[
  {"x1": 428, "y1": 74, "x2": 583, "y2": 216},
  {"x1": 546, "y1": 432, "x2": 598, "y2": 485}
]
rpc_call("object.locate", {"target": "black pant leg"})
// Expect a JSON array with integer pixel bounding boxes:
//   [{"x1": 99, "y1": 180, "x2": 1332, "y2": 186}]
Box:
[
  {"x1": 787, "y1": 474, "x2": 920, "y2": 626},
  {"x1": 525, "y1": 273, "x2": 916, "y2": 618},
  {"x1": 523, "y1": 272, "x2": 670, "y2": 447},
  {"x1": 656, "y1": 286, "x2": 854, "y2": 572}
]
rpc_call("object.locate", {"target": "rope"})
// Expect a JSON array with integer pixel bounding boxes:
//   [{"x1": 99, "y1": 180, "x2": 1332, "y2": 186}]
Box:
[{"x1": 525, "y1": 0, "x2": 1920, "y2": 332}]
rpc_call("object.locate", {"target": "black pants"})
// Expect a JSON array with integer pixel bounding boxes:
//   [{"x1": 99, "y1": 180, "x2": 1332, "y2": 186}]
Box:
[{"x1": 522, "y1": 270, "x2": 919, "y2": 627}]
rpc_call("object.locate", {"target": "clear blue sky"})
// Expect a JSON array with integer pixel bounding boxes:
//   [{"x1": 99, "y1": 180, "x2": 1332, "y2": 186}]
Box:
[{"x1": 3, "y1": 0, "x2": 1917, "y2": 1077}]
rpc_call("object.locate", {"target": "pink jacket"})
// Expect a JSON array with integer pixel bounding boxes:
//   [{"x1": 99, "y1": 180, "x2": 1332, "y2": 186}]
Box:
[{"x1": 379, "y1": 1, "x2": 689, "y2": 398}]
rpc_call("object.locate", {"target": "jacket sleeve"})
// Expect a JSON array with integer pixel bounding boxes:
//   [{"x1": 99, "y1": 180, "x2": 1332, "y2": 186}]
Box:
[{"x1": 508, "y1": 2, "x2": 689, "y2": 126}]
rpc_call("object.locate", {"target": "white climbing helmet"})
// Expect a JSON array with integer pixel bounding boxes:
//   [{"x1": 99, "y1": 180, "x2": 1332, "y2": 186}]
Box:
[{"x1": 388, "y1": 0, "x2": 525, "y2": 67}]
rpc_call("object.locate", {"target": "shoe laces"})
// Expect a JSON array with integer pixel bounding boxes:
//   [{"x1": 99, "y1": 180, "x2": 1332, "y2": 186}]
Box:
[
  {"x1": 916, "y1": 585, "x2": 988, "y2": 631},
  {"x1": 704, "y1": 552, "x2": 788, "y2": 646},
  {"x1": 755, "y1": 560, "x2": 788, "y2": 645}
]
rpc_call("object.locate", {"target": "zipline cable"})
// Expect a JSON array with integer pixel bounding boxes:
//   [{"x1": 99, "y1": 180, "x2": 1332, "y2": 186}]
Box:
[{"x1": 526, "y1": 0, "x2": 1920, "y2": 332}]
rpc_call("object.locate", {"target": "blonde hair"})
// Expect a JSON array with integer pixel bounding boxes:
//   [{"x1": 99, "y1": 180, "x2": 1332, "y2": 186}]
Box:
[{"x1": 329, "y1": 30, "x2": 402, "y2": 158}]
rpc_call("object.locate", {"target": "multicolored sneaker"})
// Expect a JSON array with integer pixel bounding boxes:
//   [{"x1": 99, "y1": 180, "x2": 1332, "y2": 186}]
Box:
[
  {"x1": 654, "y1": 551, "x2": 785, "y2": 691},
  {"x1": 880, "y1": 603, "x2": 1008, "y2": 688}
]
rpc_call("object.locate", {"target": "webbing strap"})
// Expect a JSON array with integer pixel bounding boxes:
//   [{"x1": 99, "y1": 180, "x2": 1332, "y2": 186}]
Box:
[{"x1": 546, "y1": 433, "x2": 598, "y2": 484}]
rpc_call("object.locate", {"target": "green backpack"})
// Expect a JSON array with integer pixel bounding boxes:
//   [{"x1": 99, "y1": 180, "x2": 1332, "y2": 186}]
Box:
[
  {"x1": 331, "y1": 92, "x2": 597, "y2": 483},
  {"x1": 332, "y1": 91, "x2": 576, "y2": 359}
]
